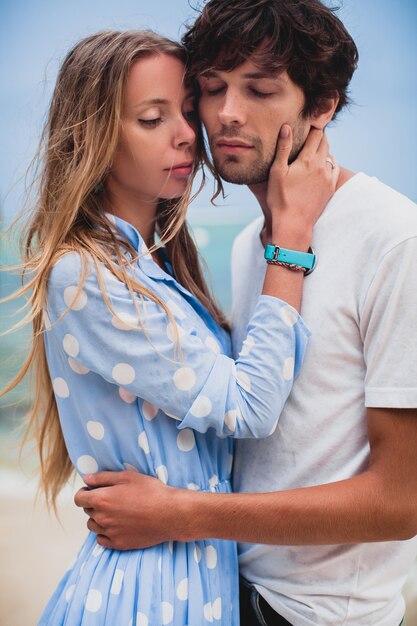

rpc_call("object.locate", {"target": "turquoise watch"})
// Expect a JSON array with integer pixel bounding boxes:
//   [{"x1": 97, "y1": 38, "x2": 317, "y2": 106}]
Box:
[{"x1": 264, "y1": 244, "x2": 317, "y2": 275}]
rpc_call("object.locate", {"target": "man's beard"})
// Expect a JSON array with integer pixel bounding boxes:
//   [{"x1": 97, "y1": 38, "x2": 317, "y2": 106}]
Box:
[{"x1": 209, "y1": 122, "x2": 307, "y2": 185}]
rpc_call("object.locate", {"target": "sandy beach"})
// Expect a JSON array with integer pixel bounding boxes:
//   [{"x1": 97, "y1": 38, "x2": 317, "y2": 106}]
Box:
[{"x1": 1, "y1": 468, "x2": 417, "y2": 626}]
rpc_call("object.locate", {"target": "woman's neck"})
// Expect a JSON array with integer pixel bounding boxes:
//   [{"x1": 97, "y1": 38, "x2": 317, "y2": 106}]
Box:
[{"x1": 105, "y1": 182, "x2": 158, "y2": 249}]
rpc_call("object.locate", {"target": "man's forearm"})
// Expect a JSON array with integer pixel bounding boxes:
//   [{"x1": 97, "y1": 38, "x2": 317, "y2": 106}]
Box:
[
  {"x1": 77, "y1": 408, "x2": 417, "y2": 550},
  {"x1": 178, "y1": 471, "x2": 416, "y2": 545}
]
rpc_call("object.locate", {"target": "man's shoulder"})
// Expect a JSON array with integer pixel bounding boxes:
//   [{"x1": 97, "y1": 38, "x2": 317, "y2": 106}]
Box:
[
  {"x1": 349, "y1": 172, "x2": 416, "y2": 213},
  {"x1": 232, "y1": 216, "x2": 264, "y2": 253},
  {"x1": 336, "y1": 173, "x2": 417, "y2": 245}
]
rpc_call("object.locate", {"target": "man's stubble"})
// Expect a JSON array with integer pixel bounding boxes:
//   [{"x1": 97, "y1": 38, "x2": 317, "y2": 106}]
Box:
[{"x1": 210, "y1": 121, "x2": 308, "y2": 186}]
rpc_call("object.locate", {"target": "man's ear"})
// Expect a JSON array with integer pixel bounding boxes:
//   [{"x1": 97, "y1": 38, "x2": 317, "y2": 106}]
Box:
[{"x1": 309, "y1": 92, "x2": 340, "y2": 129}]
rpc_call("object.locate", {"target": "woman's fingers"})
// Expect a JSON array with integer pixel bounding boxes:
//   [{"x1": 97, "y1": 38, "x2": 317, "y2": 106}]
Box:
[
  {"x1": 296, "y1": 127, "x2": 325, "y2": 163},
  {"x1": 272, "y1": 124, "x2": 293, "y2": 172}
]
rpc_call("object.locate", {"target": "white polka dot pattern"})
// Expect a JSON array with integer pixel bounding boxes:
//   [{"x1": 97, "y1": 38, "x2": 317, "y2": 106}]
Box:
[
  {"x1": 209, "y1": 475, "x2": 219, "y2": 491},
  {"x1": 176, "y1": 577, "x2": 188, "y2": 600},
  {"x1": 224, "y1": 410, "x2": 237, "y2": 433},
  {"x1": 129, "y1": 613, "x2": 149, "y2": 626},
  {"x1": 205, "y1": 336, "x2": 221, "y2": 354},
  {"x1": 236, "y1": 371, "x2": 251, "y2": 392},
  {"x1": 166, "y1": 321, "x2": 185, "y2": 343},
  {"x1": 142, "y1": 401, "x2": 158, "y2": 420},
  {"x1": 138, "y1": 432, "x2": 150, "y2": 454},
  {"x1": 190, "y1": 395, "x2": 212, "y2": 418},
  {"x1": 112, "y1": 363, "x2": 135, "y2": 385},
  {"x1": 68, "y1": 358, "x2": 89, "y2": 375},
  {"x1": 177, "y1": 429, "x2": 195, "y2": 452},
  {"x1": 194, "y1": 545, "x2": 202, "y2": 563},
  {"x1": 43, "y1": 309, "x2": 52, "y2": 331},
  {"x1": 41, "y1": 220, "x2": 307, "y2": 625},
  {"x1": 281, "y1": 305, "x2": 298, "y2": 327},
  {"x1": 204, "y1": 602, "x2": 214, "y2": 622},
  {"x1": 53, "y1": 377, "x2": 70, "y2": 398},
  {"x1": 156, "y1": 465, "x2": 168, "y2": 484},
  {"x1": 161, "y1": 601, "x2": 174, "y2": 624},
  {"x1": 166, "y1": 299, "x2": 186, "y2": 320},
  {"x1": 119, "y1": 387, "x2": 136, "y2": 404},
  {"x1": 87, "y1": 421, "x2": 104, "y2": 440},
  {"x1": 63, "y1": 286, "x2": 88, "y2": 311},
  {"x1": 111, "y1": 311, "x2": 138, "y2": 330},
  {"x1": 206, "y1": 545, "x2": 218, "y2": 569},
  {"x1": 85, "y1": 589, "x2": 102, "y2": 612},
  {"x1": 65, "y1": 584, "x2": 75, "y2": 602},
  {"x1": 92, "y1": 544, "x2": 104, "y2": 558},
  {"x1": 76, "y1": 455, "x2": 98, "y2": 474},
  {"x1": 240, "y1": 335, "x2": 255, "y2": 356},
  {"x1": 212, "y1": 597, "x2": 222, "y2": 620},
  {"x1": 173, "y1": 367, "x2": 196, "y2": 391},
  {"x1": 63, "y1": 334, "x2": 79, "y2": 357},
  {"x1": 124, "y1": 463, "x2": 139, "y2": 472},
  {"x1": 282, "y1": 357, "x2": 295, "y2": 381}
]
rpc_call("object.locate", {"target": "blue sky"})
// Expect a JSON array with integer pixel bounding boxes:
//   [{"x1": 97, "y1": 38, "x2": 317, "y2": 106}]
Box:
[{"x1": 1, "y1": 0, "x2": 416, "y2": 225}]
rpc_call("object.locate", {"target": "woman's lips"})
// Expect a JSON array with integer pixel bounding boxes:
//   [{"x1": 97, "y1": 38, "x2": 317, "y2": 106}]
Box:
[{"x1": 166, "y1": 163, "x2": 193, "y2": 178}]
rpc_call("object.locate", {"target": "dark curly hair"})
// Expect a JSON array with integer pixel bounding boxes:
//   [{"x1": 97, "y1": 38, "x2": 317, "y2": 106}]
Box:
[{"x1": 182, "y1": 0, "x2": 358, "y2": 119}]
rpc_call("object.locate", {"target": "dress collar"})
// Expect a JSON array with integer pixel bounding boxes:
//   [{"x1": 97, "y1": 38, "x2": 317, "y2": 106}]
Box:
[{"x1": 104, "y1": 213, "x2": 230, "y2": 349}]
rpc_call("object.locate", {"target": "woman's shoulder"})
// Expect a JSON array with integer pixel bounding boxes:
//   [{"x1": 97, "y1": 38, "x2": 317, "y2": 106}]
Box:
[{"x1": 49, "y1": 251, "x2": 84, "y2": 282}]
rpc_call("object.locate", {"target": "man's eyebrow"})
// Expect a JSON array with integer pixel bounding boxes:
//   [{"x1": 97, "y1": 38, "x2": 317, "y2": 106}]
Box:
[
  {"x1": 199, "y1": 70, "x2": 286, "y2": 83},
  {"x1": 242, "y1": 71, "x2": 286, "y2": 82},
  {"x1": 199, "y1": 71, "x2": 219, "y2": 79}
]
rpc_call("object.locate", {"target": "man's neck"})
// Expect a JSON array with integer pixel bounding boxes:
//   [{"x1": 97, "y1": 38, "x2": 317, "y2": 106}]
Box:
[{"x1": 248, "y1": 166, "x2": 355, "y2": 246}]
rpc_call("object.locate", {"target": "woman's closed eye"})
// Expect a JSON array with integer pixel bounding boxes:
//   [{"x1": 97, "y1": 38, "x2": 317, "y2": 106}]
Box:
[{"x1": 138, "y1": 117, "x2": 162, "y2": 128}]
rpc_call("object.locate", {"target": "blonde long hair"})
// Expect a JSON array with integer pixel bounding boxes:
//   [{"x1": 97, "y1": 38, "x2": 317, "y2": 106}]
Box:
[{"x1": 2, "y1": 30, "x2": 227, "y2": 508}]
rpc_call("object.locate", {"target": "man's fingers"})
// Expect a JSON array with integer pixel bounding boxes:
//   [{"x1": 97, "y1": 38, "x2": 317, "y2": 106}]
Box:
[
  {"x1": 273, "y1": 124, "x2": 293, "y2": 170},
  {"x1": 83, "y1": 507, "x2": 95, "y2": 517},
  {"x1": 87, "y1": 517, "x2": 106, "y2": 534},
  {"x1": 83, "y1": 470, "x2": 127, "y2": 488},
  {"x1": 74, "y1": 486, "x2": 92, "y2": 508},
  {"x1": 96, "y1": 534, "x2": 113, "y2": 549}
]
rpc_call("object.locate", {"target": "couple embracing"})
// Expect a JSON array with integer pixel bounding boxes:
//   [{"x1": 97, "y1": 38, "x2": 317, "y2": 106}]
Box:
[{"x1": 4, "y1": 1, "x2": 417, "y2": 625}]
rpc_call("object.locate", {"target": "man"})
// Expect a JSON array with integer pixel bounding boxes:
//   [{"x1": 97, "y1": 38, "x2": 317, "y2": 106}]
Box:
[{"x1": 76, "y1": 1, "x2": 417, "y2": 624}]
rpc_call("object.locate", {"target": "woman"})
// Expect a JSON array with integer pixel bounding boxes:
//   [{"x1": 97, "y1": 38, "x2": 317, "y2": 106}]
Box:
[{"x1": 3, "y1": 30, "x2": 336, "y2": 625}]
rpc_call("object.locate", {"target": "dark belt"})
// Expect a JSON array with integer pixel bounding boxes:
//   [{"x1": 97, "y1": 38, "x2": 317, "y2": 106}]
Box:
[
  {"x1": 240, "y1": 577, "x2": 293, "y2": 626},
  {"x1": 240, "y1": 577, "x2": 405, "y2": 626}
]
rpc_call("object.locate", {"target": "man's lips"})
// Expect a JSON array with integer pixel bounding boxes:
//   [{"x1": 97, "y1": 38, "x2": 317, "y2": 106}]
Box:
[{"x1": 215, "y1": 138, "x2": 254, "y2": 154}]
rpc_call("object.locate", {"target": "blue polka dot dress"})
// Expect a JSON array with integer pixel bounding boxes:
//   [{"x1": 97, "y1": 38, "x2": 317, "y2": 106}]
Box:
[{"x1": 39, "y1": 214, "x2": 310, "y2": 626}]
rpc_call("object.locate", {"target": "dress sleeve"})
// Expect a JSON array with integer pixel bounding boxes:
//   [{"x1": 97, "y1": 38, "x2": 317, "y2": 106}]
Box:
[
  {"x1": 46, "y1": 253, "x2": 310, "y2": 438},
  {"x1": 360, "y1": 237, "x2": 417, "y2": 408}
]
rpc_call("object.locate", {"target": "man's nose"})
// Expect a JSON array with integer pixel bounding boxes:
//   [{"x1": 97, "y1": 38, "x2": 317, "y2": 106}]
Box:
[{"x1": 217, "y1": 91, "x2": 246, "y2": 126}]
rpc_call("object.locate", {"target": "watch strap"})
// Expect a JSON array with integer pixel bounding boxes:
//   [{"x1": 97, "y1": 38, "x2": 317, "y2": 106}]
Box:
[{"x1": 264, "y1": 244, "x2": 316, "y2": 274}]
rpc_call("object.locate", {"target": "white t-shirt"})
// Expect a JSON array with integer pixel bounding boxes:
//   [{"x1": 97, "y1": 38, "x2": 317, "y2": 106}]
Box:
[{"x1": 232, "y1": 173, "x2": 417, "y2": 626}]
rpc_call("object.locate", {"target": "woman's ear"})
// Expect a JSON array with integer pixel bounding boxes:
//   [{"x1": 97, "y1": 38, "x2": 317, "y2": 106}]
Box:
[{"x1": 310, "y1": 92, "x2": 340, "y2": 129}]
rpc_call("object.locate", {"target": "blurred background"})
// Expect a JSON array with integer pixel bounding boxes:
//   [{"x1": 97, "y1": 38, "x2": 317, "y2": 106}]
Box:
[{"x1": 1, "y1": 1, "x2": 416, "y2": 624}]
